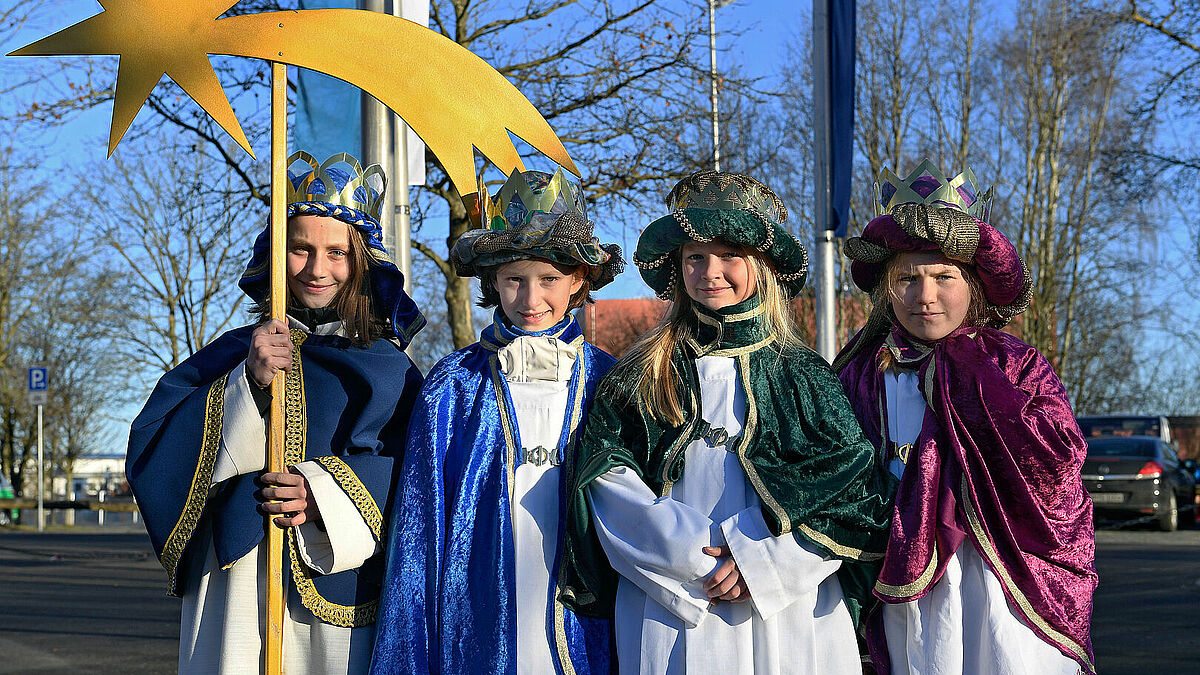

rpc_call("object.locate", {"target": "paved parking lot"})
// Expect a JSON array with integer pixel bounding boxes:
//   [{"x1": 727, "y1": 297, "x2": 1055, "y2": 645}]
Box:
[{"x1": 1, "y1": 523, "x2": 1197, "y2": 674}]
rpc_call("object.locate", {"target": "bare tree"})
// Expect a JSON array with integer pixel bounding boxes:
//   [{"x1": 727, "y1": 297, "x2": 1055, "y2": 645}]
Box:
[{"x1": 83, "y1": 143, "x2": 259, "y2": 373}]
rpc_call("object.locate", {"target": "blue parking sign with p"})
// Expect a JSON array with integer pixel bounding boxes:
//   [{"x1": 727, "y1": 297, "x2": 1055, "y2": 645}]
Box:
[{"x1": 28, "y1": 367, "x2": 48, "y2": 391}]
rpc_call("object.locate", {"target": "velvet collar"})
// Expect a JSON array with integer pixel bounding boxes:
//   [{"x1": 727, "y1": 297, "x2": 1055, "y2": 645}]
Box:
[
  {"x1": 479, "y1": 308, "x2": 583, "y2": 352},
  {"x1": 686, "y1": 294, "x2": 773, "y2": 357}
]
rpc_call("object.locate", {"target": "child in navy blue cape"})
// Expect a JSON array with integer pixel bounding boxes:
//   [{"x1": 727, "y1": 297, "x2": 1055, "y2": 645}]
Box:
[{"x1": 127, "y1": 152, "x2": 424, "y2": 673}]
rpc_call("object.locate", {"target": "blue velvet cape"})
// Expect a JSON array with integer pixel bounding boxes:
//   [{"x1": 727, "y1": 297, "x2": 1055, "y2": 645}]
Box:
[
  {"x1": 126, "y1": 324, "x2": 422, "y2": 626},
  {"x1": 370, "y1": 314, "x2": 616, "y2": 674}
]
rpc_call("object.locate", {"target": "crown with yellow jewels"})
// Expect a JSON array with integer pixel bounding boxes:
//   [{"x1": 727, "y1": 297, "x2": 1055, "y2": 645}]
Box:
[
  {"x1": 287, "y1": 151, "x2": 387, "y2": 224},
  {"x1": 478, "y1": 166, "x2": 588, "y2": 231},
  {"x1": 876, "y1": 158, "x2": 992, "y2": 221}
]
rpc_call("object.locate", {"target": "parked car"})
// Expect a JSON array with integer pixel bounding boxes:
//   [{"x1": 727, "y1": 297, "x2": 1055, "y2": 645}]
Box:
[
  {"x1": 1082, "y1": 436, "x2": 1196, "y2": 531},
  {"x1": 1077, "y1": 415, "x2": 1173, "y2": 445}
]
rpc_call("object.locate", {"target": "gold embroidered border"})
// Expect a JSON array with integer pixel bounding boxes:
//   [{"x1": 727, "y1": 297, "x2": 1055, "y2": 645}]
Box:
[
  {"x1": 160, "y1": 373, "x2": 228, "y2": 594},
  {"x1": 489, "y1": 356, "x2": 518, "y2": 503},
  {"x1": 733, "y1": 353, "x2": 792, "y2": 533},
  {"x1": 284, "y1": 330, "x2": 309, "y2": 466},
  {"x1": 287, "y1": 527, "x2": 379, "y2": 627},
  {"x1": 707, "y1": 336, "x2": 776, "y2": 358},
  {"x1": 563, "y1": 357, "x2": 587, "y2": 450},
  {"x1": 959, "y1": 474, "x2": 1095, "y2": 673},
  {"x1": 796, "y1": 523, "x2": 884, "y2": 561},
  {"x1": 658, "y1": 378, "x2": 699, "y2": 494},
  {"x1": 874, "y1": 549, "x2": 939, "y2": 598},
  {"x1": 721, "y1": 303, "x2": 766, "y2": 323},
  {"x1": 315, "y1": 456, "x2": 383, "y2": 541},
  {"x1": 552, "y1": 580, "x2": 576, "y2": 675}
]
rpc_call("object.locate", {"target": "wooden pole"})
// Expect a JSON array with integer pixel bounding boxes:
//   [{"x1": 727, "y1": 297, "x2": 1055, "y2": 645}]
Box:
[{"x1": 265, "y1": 61, "x2": 288, "y2": 675}]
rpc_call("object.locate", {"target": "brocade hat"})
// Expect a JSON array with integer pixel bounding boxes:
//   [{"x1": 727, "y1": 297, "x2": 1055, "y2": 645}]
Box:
[
  {"x1": 843, "y1": 159, "x2": 1031, "y2": 328},
  {"x1": 451, "y1": 167, "x2": 624, "y2": 289},
  {"x1": 239, "y1": 151, "x2": 426, "y2": 347},
  {"x1": 633, "y1": 170, "x2": 809, "y2": 299}
]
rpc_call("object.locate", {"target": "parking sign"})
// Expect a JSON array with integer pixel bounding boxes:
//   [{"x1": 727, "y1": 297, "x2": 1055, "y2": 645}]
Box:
[{"x1": 27, "y1": 367, "x2": 47, "y2": 406}]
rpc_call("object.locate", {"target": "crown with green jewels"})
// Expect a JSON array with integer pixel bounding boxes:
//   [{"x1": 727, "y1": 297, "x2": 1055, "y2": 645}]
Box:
[
  {"x1": 875, "y1": 158, "x2": 992, "y2": 221},
  {"x1": 287, "y1": 151, "x2": 387, "y2": 222},
  {"x1": 478, "y1": 166, "x2": 588, "y2": 231}
]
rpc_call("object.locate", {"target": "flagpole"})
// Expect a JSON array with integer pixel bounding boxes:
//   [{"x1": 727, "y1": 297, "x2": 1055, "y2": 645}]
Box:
[{"x1": 265, "y1": 61, "x2": 288, "y2": 675}]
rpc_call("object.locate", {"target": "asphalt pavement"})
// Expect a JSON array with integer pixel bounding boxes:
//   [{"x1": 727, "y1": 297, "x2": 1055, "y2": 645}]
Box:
[{"x1": 1, "y1": 522, "x2": 1197, "y2": 674}]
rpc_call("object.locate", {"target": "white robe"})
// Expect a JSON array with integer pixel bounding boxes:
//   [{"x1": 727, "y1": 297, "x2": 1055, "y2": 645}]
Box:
[
  {"x1": 588, "y1": 355, "x2": 862, "y2": 675},
  {"x1": 501, "y1": 334, "x2": 576, "y2": 674},
  {"x1": 881, "y1": 370, "x2": 1080, "y2": 675},
  {"x1": 178, "y1": 320, "x2": 405, "y2": 675}
]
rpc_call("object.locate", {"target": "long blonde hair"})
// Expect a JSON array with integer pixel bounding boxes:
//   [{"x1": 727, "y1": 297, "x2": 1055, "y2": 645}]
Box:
[{"x1": 615, "y1": 246, "x2": 805, "y2": 426}]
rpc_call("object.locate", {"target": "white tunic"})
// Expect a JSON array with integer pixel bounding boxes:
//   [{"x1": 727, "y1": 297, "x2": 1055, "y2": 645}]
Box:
[
  {"x1": 588, "y1": 355, "x2": 862, "y2": 675},
  {"x1": 501, "y1": 335, "x2": 576, "y2": 674},
  {"x1": 881, "y1": 370, "x2": 1080, "y2": 675},
  {"x1": 178, "y1": 321, "x2": 400, "y2": 675}
]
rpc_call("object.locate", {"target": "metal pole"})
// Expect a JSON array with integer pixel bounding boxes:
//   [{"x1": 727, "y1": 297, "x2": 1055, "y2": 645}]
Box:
[
  {"x1": 812, "y1": 0, "x2": 837, "y2": 362},
  {"x1": 392, "y1": 1, "x2": 413, "y2": 295},
  {"x1": 708, "y1": 0, "x2": 720, "y2": 172},
  {"x1": 361, "y1": 0, "x2": 395, "y2": 250},
  {"x1": 36, "y1": 404, "x2": 43, "y2": 532}
]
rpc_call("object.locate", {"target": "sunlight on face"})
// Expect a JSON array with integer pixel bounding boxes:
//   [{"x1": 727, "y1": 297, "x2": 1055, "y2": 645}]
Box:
[
  {"x1": 494, "y1": 258, "x2": 584, "y2": 332},
  {"x1": 888, "y1": 251, "x2": 973, "y2": 341},
  {"x1": 680, "y1": 241, "x2": 757, "y2": 310},
  {"x1": 286, "y1": 215, "x2": 352, "y2": 309}
]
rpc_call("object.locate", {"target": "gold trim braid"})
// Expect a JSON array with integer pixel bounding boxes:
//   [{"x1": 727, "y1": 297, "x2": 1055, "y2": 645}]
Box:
[
  {"x1": 874, "y1": 549, "x2": 939, "y2": 598},
  {"x1": 160, "y1": 373, "x2": 228, "y2": 594},
  {"x1": 797, "y1": 523, "x2": 884, "y2": 562},
  {"x1": 288, "y1": 527, "x2": 379, "y2": 627},
  {"x1": 733, "y1": 353, "x2": 792, "y2": 533},
  {"x1": 959, "y1": 474, "x2": 1095, "y2": 672},
  {"x1": 315, "y1": 455, "x2": 383, "y2": 541},
  {"x1": 281, "y1": 330, "x2": 379, "y2": 627}
]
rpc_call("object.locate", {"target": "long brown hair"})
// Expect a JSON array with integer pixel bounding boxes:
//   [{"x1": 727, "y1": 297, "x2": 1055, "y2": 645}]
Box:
[
  {"x1": 252, "y1": 217, "x2": 385, "y2": 347},
  {"x1": 613, "y1": 246, "x2": 805, "y2": 426}
]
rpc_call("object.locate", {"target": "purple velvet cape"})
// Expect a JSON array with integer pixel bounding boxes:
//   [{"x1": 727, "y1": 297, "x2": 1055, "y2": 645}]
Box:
[{"x1": 836, "y1": 325, "x2": 1097, "y2": 674}]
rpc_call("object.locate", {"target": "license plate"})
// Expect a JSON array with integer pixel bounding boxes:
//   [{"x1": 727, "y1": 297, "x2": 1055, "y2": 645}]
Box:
[{"x1": 1089, "y1": 492, "x2": 1125, "y2": 504}]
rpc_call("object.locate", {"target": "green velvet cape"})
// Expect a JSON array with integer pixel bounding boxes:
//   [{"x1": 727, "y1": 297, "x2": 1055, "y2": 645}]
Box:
[{"x1": 560, "y1": 296, "x2": 893, "y2": 627}]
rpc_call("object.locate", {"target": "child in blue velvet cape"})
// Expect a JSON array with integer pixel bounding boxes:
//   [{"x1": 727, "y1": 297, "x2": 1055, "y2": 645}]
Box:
[{"x1": 370, "y1": 167, "x2": 623, "y2": 675}]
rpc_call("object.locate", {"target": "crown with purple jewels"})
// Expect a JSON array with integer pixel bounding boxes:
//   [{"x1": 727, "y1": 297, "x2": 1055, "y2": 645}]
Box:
[
  {"x1": 875, "y1": 158, "x2": 992, "y2": 221},
  {"x1": 287, "y1": 151, "x2": 387, "y2": 222}
]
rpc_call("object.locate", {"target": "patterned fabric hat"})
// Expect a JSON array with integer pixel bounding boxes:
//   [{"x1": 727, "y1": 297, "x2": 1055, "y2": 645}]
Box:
[
  {"x1": 451, "y1": 167, "x2": 624, "y2": 289},
  {"x1": 239, "y1": 152, "x2": 426, "y2": 347},
  {"x1": 633, "y1": 170, "x2": 809, "y2": 299},
  {"x1": 844, "y1": 159, "x2": 1031, "y2": 327}
]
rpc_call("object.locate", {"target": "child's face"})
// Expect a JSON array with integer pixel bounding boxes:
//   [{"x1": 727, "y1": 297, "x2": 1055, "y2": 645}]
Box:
[
  {"x1": 888, "y1": 251, "x2": 973, "y2": 341},
  {"x1": 286, "y1": 215, "x2": 352, "y2": 309},
  {"x1": 680, "y1": 241, "x2": 757, "y2": 311},
  {"x1": 494, "y1": 258, "x2": 584, "y2": 332}
]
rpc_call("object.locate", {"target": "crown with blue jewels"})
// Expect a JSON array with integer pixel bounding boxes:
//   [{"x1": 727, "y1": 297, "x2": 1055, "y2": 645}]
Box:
[
  {"x1": 478, "y1": 166, "x2": 588, "y2": 231},
  {"x1": 287, "y1": 151, "x2": 387, "y2": 223},
  {"x1": 876, "y1": 158, "x2": 992, "y2": 221}
]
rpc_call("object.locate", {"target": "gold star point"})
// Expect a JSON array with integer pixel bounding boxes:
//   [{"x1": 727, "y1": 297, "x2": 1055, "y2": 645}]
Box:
[{"x1": 11, "y1": 0, "x2": 252, "y2": 158}]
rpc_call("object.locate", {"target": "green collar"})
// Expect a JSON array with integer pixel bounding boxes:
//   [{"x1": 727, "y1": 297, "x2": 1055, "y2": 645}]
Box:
[{"x1": 686, "y1": 294, "x2": 774, "y2": 357}]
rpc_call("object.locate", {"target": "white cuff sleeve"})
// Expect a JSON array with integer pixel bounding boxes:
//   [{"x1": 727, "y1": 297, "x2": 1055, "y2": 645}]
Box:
[
  {"x1": 291, "y1": 461, "x2": 380, "y2": 575},
  {"x1": 212, "y1": 362, "x2": 266, "y2": 485},
  {"x1": 719, "y1": 506, "x2": 843, "y2": 620},
  {"x1": 587, "y1": 467, "x2": 720, "y2": 627}
]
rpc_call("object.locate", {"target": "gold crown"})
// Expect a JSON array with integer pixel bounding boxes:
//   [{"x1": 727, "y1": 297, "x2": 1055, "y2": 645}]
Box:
[
  {"x1": 287, "y1": 151, "x2": 387, "y2": 221},
  {"x1": 876, "y1": 158, "x2": 992, "y2": 221},
  {"x1": 479, "y1": 167, "x2": 586, "y2": 231}
]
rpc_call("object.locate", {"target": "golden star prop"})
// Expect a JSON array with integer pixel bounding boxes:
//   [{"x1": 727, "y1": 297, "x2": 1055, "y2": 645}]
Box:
[{"x1": 10, "y1": 0, "x2": 578, "y2": 191}]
